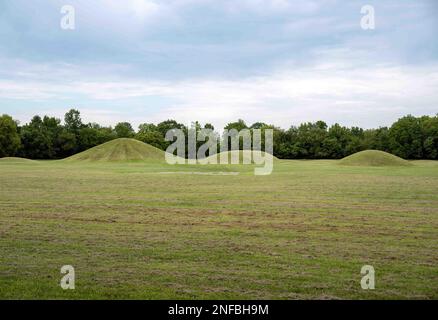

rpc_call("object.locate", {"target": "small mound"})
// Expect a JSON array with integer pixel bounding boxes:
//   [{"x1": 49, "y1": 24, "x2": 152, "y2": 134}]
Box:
[
  {"x1": 0, "y1": 157, "x2": 36, "y2": 163},
  {"x1": 205, "y1": 150, "x2": 278, "y2": 164},
  {"x1": 65, "y1": 138, "x2": 165, "y2": 162},
  {"x1": 339, "y1": 150, "x2": 412, "y2": 167}
]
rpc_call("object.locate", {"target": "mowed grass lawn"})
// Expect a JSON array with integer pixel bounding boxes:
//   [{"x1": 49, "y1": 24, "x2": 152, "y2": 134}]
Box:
[{"x1": 0, "y1": 159, "x2": 437, "y2": 299}]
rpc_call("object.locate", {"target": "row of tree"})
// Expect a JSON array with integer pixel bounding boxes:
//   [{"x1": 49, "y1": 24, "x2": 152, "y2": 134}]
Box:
[{"x1": 0, "y1": 109, "x2": 437, "y2": 160}]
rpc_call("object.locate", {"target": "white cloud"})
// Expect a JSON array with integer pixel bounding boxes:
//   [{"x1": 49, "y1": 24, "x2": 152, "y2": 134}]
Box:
[
  {"x1": 222, "y1": 0, "x2": 321, "y2": 15},
  {"x1": 104, "y1": 0, "x2": 164, "y2": 20},
  {"x1": 2, "y1": 58, "x2": 437, "y2": 129}
]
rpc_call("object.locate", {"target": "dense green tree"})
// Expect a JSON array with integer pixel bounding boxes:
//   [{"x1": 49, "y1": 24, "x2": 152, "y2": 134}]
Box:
[
  {"x1": 222, "y1": 119, "x2": 249, "y2": 151},
  {"x1": 156, "y1": 120, "x2": 186, "y2": 137},
  {"x1": 115, "y1": 122, "x2": 134, "y2": 138},
  {"x1": 136, "y1": 123, "x2": 165, "y2": 149},
  {"x1": 97, "y1": 126, "x2": 116, "y2": 144},
  {"x1": 78, "y1": 126, "x2": 100, "y2": 151},
  {"x1": 41, "y1": 116, "x2": 65, "y2": 157},
  {"x1": 345, "y1": 126, "x2": 365, "y2": 155},
  {"x1": 389, "y1": 115, "x2": 423, "y2": 159},
  {"x1": 362, "y1": 127, "x2": 391, "y2": 152},
  {"x1": 250, "y1": 122, "x2": 268, "y2": 129},
  {"x1": 271, "y1": 127, "x2": 294, "y2": 158},
  {"x1": 195, "y1": 122, "x2": 220, "y2": 157},
  {"x1": 78, "y1": 123, "x2": 115, "y2": 151},
  {"x1": 420, "y1": 115, "x2": 438, "y2": 159},
  {"x1": 62, "y1": 109, "x2": 85, "y2": 154},
  {"x1": 156, "y1": 120, "x2": 187, "y2": 151},
  {"x1": 64, "y1": 109, "x2": 83, "y2": 132},
  {"x1": 5, "y1": 110, "x2": 438, "y2": 160},
  {"x1": 19, "y1": 116, "x2": 53, "y2": 159},
  {"x1": 56, "y1": 129, "x2": 77, "y2": 158},
  {"x1": 252, "y1": 124, "x2": 282, "y2": 154},
  {"x1": 293, "y1": 121, "x2": 328, "y2": 158},
  {"x1": 0, "y1": 114, "x2": 21, "y2": 157},
  {"x1": 324, "y1": 123, "x2": 352, "y2": 158},
  {"x1": 138, "y1": 123, "x2": 158, "y2": 134},
  {"x1": 224, "y1": 119, "x2": 248, "y2": 132}
]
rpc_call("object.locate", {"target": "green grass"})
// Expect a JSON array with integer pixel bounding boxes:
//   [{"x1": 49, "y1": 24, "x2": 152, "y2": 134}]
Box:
[
  {"x1": 206, "y1": 150, "x2": 278, "y2": 164},
  {"x1": 339, "y1": 150, "x2": 412, "y2": 167},
  {"x1": 0, "y1": 157, "x2": 437, "y2": 299},
  {"x1": 0, "y1": 157, "x2": 37, "y2": 164}
]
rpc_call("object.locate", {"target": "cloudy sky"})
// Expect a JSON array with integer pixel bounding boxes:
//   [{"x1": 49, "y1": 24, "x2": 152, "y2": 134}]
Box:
[{"x1": 0, "y1": 0, "x2": 437, "y2": 130}]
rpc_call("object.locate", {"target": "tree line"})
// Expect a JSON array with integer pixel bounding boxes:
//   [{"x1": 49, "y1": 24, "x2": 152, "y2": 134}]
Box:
[{"x1": 0, "y1": 109, "x2": 437, "y2": 160}]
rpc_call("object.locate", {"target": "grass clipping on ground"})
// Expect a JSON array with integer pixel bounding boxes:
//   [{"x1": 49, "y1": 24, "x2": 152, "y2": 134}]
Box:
[
  {"x1": 64, "y1": 138, "x2": 165, "y2": 162},
  {"x1": 339, "y1": 150, "x2": 412, "y2": 167}
]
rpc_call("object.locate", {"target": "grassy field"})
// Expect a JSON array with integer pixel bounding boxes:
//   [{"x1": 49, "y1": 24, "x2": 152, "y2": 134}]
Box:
[{"x1": 0, "y1": 156, "x2": 437, "y2": 299}]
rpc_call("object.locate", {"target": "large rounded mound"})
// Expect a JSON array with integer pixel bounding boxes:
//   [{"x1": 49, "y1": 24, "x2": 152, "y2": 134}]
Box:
[
  {"x1": 339, "y1": 150, "x2": 412, "y2": 167},
  {"x1": 0, "y1": 157, "x2": 36, "y2": 164},
  {"x1": 65, "y1": 138, "x2": 165, "y2": 162}
]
